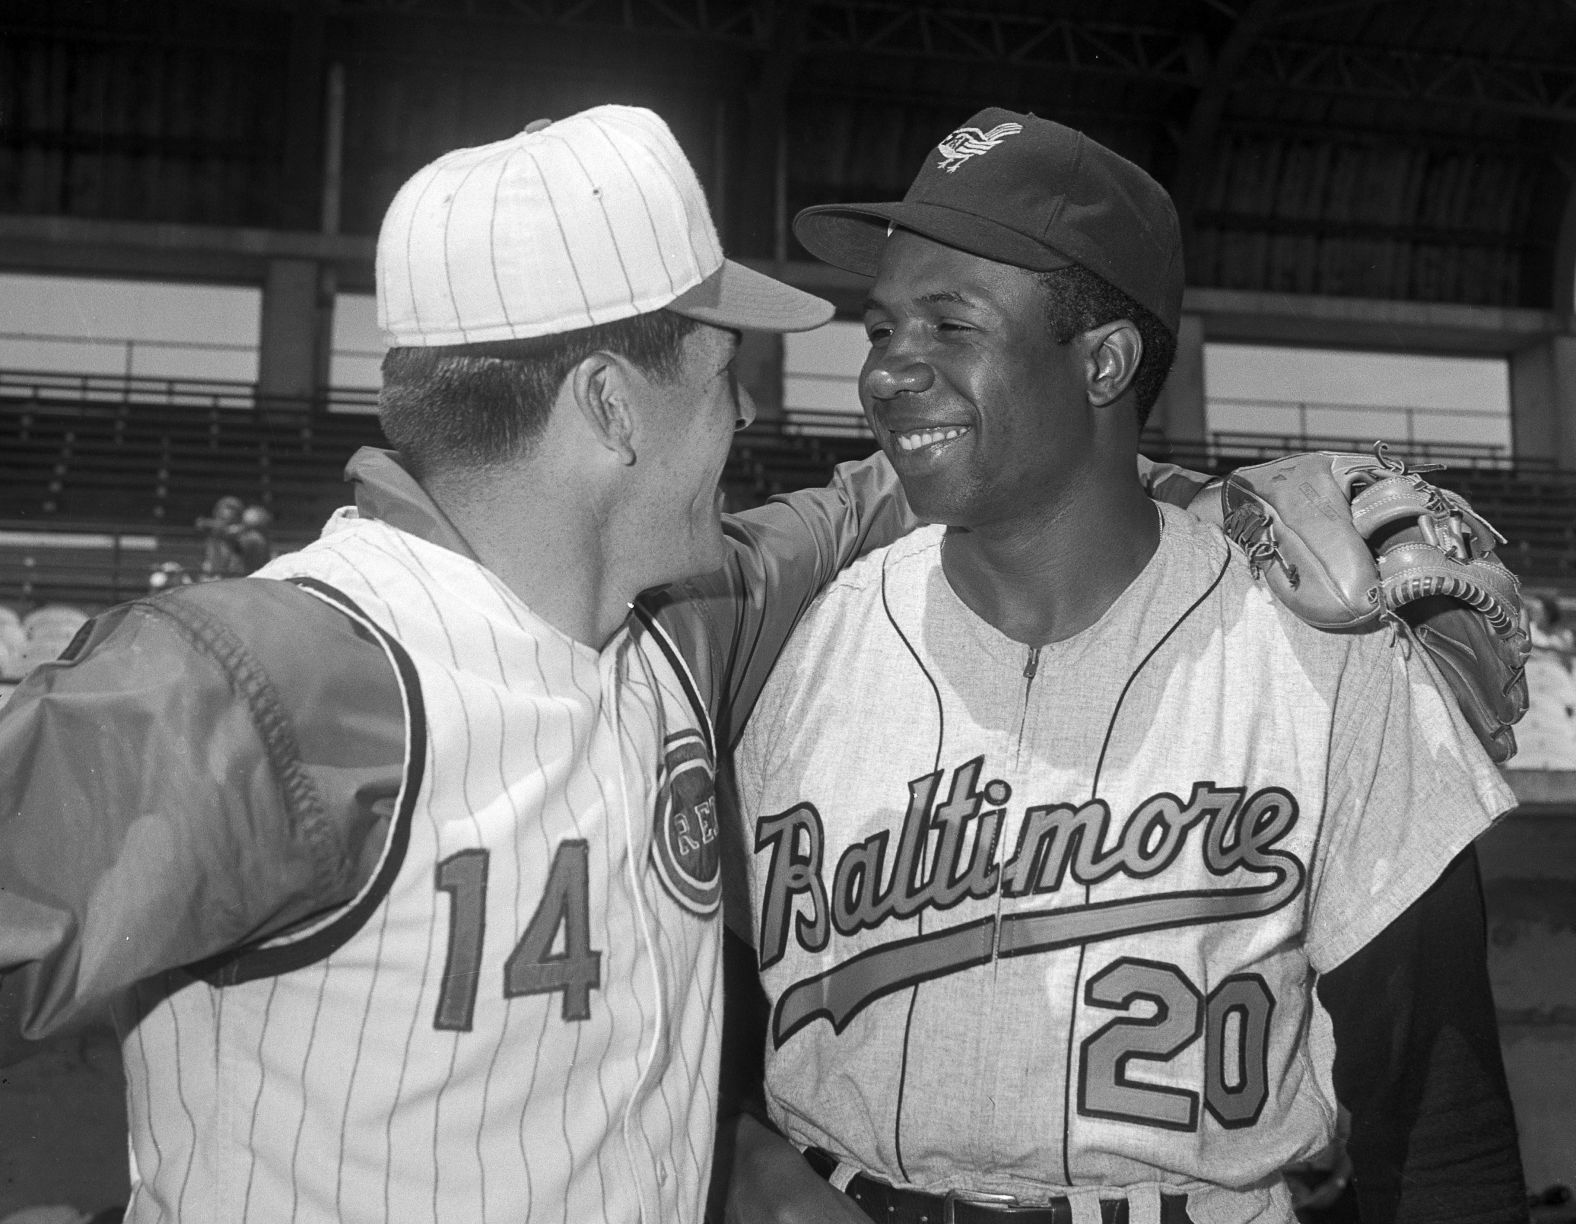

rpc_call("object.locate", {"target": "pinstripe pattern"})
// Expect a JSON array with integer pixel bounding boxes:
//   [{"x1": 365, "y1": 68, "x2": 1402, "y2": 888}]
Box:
[
  {"x1": 376, "y1": 104, "x2": 724, "y2": 346},
  {"x1": 117, "y1": 514, "x2": 722, "y2": 1223},
  {"x1": 592, "y1": 120, "x2": 682, "y2": 297},
  {"x1": 439, "y1": 155, "x2": 490, "y2": 344}
]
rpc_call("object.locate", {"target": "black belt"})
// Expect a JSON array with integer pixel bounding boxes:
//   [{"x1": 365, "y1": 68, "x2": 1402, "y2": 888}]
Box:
[{"x1": 803, "y1": 1148, "x2": 1194, "y2": 1224}]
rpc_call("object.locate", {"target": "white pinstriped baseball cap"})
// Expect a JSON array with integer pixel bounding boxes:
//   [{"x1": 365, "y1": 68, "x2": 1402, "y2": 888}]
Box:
[{"x1": 376, "y1": 105, "x2": 832, "y2": 346}]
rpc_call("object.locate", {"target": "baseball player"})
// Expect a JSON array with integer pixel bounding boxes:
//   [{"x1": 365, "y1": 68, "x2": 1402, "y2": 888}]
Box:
[
  {"x1": 0, "y1": 105, "x2": 1522, "y2": 1224},
  {"x1": 0, "y1": 105, "x2": 915, "y2": 1224},
  {"x1": 723, "y1": 110, "x2": 1528, "y2": 1224}
]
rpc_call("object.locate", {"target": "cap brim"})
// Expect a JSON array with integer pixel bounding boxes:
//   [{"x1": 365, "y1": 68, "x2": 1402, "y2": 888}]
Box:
[
  {"x1": 793, "y1": 202, "x2": 1075, "y2": 277},
  {"x1": 668, "y1": 260, "x2": 833, "y2": 333}
]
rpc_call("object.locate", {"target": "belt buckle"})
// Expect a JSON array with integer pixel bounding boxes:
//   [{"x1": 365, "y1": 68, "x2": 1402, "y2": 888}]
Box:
[{"x1": 942, "y1": 1186, "x2": 1021, "y2": 1223}]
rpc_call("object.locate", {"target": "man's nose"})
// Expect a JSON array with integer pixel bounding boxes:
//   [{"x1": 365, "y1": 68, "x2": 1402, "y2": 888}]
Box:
[
  {"x1": 733, "y1": 381, "x2": 757, "y2": 431},
  {"x1": 863, "y1": 353, "x2": 934, "y2": 399}
]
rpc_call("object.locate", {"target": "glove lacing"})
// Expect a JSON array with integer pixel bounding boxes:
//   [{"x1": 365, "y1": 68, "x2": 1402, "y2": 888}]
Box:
[{"x1": 1225, "y1": 502, "x2": 1301, "y2": 589}]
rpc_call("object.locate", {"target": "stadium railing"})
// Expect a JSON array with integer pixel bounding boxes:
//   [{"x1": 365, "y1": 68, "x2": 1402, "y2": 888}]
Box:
[{"x1": 2, "y1": 372, "x2": 1572, "y2": 609}]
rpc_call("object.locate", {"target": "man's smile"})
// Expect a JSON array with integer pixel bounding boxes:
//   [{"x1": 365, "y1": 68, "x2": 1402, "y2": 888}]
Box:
[{"x1": 891, "y1": 425, "x2": 970, "y2": 452}]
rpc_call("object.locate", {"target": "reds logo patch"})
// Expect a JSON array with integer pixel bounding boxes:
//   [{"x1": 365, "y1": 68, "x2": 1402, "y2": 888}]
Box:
[
  {"x1": 650, "y1": 728, "x2": 721, "y2": 915},
  {"x1": 935, "y1": 122, "x2": 1023, "y2": 172}
]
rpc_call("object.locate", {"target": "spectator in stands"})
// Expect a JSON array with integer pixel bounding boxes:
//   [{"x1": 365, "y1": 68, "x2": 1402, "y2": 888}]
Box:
[
  {"x1": 1532, "y1": 593, "x2": 1576, "y2": 655},
  {"x1": 17, "y1": 605, "x2": 88, "y2": 677},
  {"x1": 196, "y1": 495, "x2": 274, "y2": 578},
  {"x1": 233, "y1": 504, "x2": 274, "y2": 572},
  {"x1": 0, "y1": 605, "x2": 24, "y2": 683},
  {"x1": 1517, "y1": 593, "x2": 1576, "y2": 770},
  {"x1": 196, "y1": 495, "x2": 247, "y2": 578},
  {"x1": 146, "y1": 561, "x2": 195, "y2": 593},
  {"x1": 0, "y1": 604, "x2": 25, "y2": 710},
  {"x1": 0, "y1": 606, "x2": 89, "y2": 710}
]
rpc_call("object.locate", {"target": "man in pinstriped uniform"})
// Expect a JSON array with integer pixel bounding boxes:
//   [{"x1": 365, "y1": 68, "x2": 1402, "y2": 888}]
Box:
[
  {"x1": 0, "y1": 104, "x2": 1522, "y2": 1224},
  {"x1": 0, "y1": 105, "x2": 915, "y2": 1223}
]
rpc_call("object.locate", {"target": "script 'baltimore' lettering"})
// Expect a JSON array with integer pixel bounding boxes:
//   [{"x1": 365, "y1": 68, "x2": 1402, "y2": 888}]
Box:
[{"x1": 753, "y1": 756, "x2": 1306, "y2": 1045}]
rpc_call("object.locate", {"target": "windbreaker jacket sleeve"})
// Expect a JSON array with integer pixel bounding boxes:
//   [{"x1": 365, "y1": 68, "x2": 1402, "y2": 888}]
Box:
[
  {"x1": 651, "y1": 449, "x2": 1204, "y2": 749},
  {"x1": 645, "y1": 450, "x2": 915, "y2": 754},
  {"x1": 1137, "y1": 453, "x2": 1214, "y2": 510},
  {"x1": 0, "y1": 579, "x2": 406, "y2": 1039}
]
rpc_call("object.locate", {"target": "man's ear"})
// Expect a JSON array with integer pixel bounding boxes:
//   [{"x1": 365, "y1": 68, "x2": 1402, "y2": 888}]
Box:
[
  {"x1": 571, "y1": 352, "x2": 639, "y2": 465},
  {"x1": 1084, "y1": 320, "x2": 1144, "y2": 408}
]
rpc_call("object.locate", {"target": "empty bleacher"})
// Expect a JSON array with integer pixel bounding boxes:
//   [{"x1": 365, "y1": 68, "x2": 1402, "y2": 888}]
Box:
[
  {"x1": 1156, "y1": 433, "x2": 1576, "y2": 588},
  {"x1": 0, "y1": 373, "x2": 385, "y2": 609},
  {"x1": 1431, "y1": 466, "x2": 1576, "y2": 588},
  {"x1": 3, "y1": 375, "x2": 1574, "y2": 614},
  {"x1": 0, "y1": 371, "x2": 385, "y2": 530}
]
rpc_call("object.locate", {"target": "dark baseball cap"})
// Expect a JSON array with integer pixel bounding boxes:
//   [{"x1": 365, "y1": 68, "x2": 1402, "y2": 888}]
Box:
[{"x1": 793, "y1": 107, "x2": 1184, "y2": 333}]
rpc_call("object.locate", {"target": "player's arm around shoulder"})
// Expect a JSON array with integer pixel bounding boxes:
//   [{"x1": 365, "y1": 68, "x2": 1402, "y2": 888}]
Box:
[
  {"x1": 651, "y1": 449, "x2": 915, "y2": 749},
  {"x1": 1137, "y1": 451, "x2": 1216, "y2": 511},
  {"x1": 0, "y1": 578, "x2": 405, "y2": 1042}
]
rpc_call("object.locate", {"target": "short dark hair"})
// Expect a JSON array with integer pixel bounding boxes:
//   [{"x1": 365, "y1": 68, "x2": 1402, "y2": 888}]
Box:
[
  {"x1": 378, "y1": 308, "x2": 702, "y2": 479},
  {"x1": 1035, "y1": 265, "x2": 1177, "y2": 427}
]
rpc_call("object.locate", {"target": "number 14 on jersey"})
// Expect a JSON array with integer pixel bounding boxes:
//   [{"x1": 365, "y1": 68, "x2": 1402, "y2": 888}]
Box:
[{"x1": 432, "y1": 842, "x2": 603, "y2": 1031}]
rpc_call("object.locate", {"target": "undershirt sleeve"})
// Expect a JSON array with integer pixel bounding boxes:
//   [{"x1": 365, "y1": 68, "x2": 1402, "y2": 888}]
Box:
[{"x1": 1317, "y1": 845, "x2": 1528, "y2": 1224}]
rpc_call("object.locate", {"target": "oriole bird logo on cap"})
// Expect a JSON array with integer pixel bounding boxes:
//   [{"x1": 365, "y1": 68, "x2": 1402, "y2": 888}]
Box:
[{"x1": 935, "y1": 122, "x2": 1024, "y2": 172}]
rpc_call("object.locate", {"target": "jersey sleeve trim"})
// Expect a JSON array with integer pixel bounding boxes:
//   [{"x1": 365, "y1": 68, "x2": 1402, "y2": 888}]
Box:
[
  {"x1": 197, "y1": 577, "x2": 427, "y2": 985},
  {"x1": 634, "y1": 601, "x2": 716, "y2": 761}
]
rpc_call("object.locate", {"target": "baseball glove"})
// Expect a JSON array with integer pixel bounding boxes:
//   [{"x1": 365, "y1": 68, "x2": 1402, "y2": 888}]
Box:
[{"x1": 1189, "y1": 443, "x2": 1530, "y2": 763}]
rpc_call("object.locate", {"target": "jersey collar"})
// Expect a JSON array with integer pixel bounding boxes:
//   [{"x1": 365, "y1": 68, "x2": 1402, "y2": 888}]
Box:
[{"x1": 343, "y1": 446, "x2": 482, "y2": 563}]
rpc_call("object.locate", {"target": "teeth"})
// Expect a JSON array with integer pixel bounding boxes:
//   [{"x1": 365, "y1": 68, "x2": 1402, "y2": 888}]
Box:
[{"x1": 894, "y1": 427, "x2": 966, "y2": 452}]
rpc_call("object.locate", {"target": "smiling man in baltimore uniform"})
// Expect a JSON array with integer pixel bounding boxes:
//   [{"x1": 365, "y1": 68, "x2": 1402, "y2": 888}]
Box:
[{"x1": 723, "y1": 109, "x2": 1527, "y2": 1224}]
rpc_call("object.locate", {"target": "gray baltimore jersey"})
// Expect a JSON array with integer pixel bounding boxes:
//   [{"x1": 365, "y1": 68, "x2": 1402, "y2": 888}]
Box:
[{"x1": 734, "y1": 506, "x2": 1511, "y2": 1224}]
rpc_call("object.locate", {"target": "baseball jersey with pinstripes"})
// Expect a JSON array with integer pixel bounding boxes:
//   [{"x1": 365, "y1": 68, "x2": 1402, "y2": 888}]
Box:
[
  {"x1": 0, "y1": 445, "x2": 909, "y2": 1221},
  {"x1": 117, "y1": 511, "x2": 722, "y2": 1224},
  {"x1": 734, "y1": 506, "x2": 1514, "y2": 1224}
]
